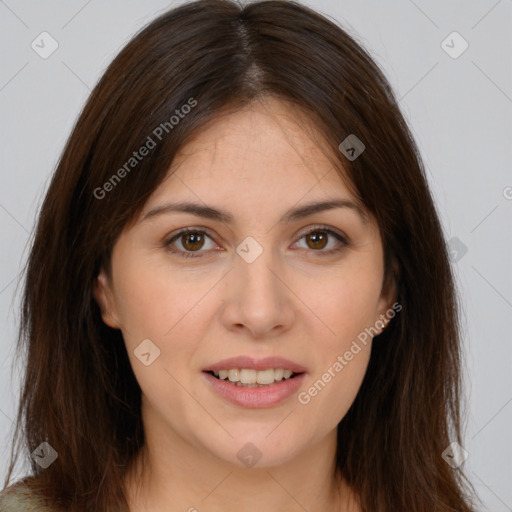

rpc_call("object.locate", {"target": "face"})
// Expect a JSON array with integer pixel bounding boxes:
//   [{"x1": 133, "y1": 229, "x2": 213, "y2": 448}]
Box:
[{"x1": 94, "y1": 97, "x2": 394, "y2": 469}]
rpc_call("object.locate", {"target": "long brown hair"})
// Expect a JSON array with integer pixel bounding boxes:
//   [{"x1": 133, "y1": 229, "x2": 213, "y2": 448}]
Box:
[{"x1": 3, "y1": 0, "x2": 477, "y2": 510}]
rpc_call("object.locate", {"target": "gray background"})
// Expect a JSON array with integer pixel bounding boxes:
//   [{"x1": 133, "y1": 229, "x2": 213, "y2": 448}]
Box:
[{"x1": 0, "y1": 0, "x2": 511, "y2": 510}]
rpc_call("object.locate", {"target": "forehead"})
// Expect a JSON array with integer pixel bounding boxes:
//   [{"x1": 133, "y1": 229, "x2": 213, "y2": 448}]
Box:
[
  {"x1": 135, "y1": 98, "x2": 372, "y2": 237},
  {"x1": 157, "y1": 97, "x2": 352, "y2": 196}
]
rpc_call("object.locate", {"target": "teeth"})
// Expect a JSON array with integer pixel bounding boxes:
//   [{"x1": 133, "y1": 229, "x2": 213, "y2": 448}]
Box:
[
  {"x1": 228, "y1": 369, "x2": 240, "y2": 382},
  {"x1": 211, "y1": 368, "x2": 297, "y2": 385},
  {"x1": 256, "y1": 369, "x2": 274, "y2": 384},
  {"x1": 240, "y1": 369, "x2": 257, "y2": 384}
]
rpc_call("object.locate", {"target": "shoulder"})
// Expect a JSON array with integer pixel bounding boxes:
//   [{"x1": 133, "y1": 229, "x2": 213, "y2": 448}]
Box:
[{"x1": 0, "y1": 480, "x2": 61, "y2": 512}]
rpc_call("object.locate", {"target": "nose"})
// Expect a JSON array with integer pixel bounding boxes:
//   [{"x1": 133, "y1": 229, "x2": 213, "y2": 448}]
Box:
[{"x1": 219, "y1": 249, "x2": 295, "y2": 340}]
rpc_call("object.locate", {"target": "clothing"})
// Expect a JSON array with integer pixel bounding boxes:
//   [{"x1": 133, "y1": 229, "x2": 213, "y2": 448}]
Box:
[{"x1": 0, "y1": 482, "x2": 59, "y2": 511}]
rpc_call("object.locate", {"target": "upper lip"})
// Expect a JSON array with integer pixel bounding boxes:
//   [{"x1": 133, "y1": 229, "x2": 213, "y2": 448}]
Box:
[{"x1": 203, "y1": 356, "x2": 307, "y2": 373}]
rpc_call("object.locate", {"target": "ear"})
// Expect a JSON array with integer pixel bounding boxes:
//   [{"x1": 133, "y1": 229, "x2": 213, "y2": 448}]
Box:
[
  {"x1": 93, "y1": 267, "x2": 121, "y2": 329},
  {"x1": 375, "y1": 261, "x2": 399, "y2": 334}
]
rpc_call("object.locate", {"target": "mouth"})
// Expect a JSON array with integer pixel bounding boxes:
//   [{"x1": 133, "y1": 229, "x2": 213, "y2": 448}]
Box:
[
  {"x1": 202, "y1": 356, "x2": 307, "y2": 408},
  {"x1": 204, "y1": 368, "x2": 304, "y2": 388}
]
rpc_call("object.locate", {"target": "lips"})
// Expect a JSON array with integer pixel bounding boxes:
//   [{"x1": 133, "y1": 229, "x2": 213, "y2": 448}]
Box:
[
  {"x1": 202, "y1": 355, "x2": 307, "y2": 408},
  {"x1": 203, "y1": 371, "x2": 306, "y2": 408},
  {"x1": 202, "y1": 356, "x2": 307, "y2": 373}
]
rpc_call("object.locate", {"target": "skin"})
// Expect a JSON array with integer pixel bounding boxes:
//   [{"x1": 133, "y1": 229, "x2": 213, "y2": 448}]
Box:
[{"x1": 94, "y1": 96, "x2": 395, "y2": 512}]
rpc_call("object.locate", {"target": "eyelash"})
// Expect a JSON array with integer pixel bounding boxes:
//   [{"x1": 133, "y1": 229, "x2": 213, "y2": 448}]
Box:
[{"x1": 163, "y1": 225, "x2": 349, "y2": 259}]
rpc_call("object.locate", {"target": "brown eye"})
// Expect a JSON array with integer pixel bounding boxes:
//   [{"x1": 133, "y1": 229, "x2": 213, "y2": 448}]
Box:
[
  {"x1": 165, "y1": 229, "x2": 217, "y2": 258},
  {"x1": 181, "y1": 231, "x2": 205, "y2": 251},
  {"x1": 305, "y1": 231, "x2": 329, "y2": 250},
  {"x1": 294, "y1": 227, "x2": 348, "y2": 255},
  {"x1": 164, "y1": 229, "x2": 216, "y2": 258}
]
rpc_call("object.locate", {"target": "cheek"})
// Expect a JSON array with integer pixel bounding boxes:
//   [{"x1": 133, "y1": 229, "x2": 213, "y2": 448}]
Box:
[
  {"x1": 110, "y1": 257, "x2": 218, "y2": 396},
  {"x1": 309, "y1": 254, "x2": 384, "y2": 343},
  {"x1": 295, "y1": 255, "x2": 381, "y2": 423},
  {"x1": 302, "y1": 347, "x2": 371, "y2": 434},
  {"x1": 110, "y1": 264, "x2": 204, "y2": 411},
  {"x1": 297, "y1": 328, "x2": 372, "y2": 431},
  {"x1": 111, "y1": 254, "x2": 216, "y2": 342}
]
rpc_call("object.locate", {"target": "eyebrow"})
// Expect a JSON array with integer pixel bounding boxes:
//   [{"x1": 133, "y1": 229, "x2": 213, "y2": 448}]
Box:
[{"x1": 141, "y1": 198, "x2": 368, "y2": 225}]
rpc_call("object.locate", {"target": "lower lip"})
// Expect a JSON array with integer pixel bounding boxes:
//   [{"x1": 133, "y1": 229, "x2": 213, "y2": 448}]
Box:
[{"x1": 202, "y1": 372, "x2": 306, "y2": 408}]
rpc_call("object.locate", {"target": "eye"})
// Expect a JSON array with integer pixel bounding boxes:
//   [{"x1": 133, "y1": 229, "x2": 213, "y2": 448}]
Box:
[
  {"x1": 164, "y1": 228, "x2": 219, "y2": 258},
  {"x1": 164, "y1": 225, "x2": 348, "y2": 259},
  {"x1": 292, "y1": 226, "x2": 348, "y2": 255}
]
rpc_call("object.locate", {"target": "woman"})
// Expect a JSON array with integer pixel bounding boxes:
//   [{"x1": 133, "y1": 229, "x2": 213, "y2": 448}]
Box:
[{"x1": 0, "y1": 0, "x2": 477, "y2": 510}]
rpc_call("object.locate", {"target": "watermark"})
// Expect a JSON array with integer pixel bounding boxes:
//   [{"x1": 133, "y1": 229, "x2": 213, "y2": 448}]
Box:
[
  {"x1": 297, "y1": 302, "x2": 402, "y2": 405},
  {"x1": 31, "y1": 31, "x2": 59, "y2": 59},
  {"x1": 134, "y1": 338, "x2": 161, "y2": 366},
  {"x1": 31, "y1": 441, "x2": 58, "y2": 469},
  {"x1": 236, "y1": 442, "x2": 262, "y2": 468},
  {"x1": 338, "y1": 134, "x2": 365, "y2": 161},
  {"x1": 442, "y1": 441, "x2": 468, "y2": 468},
  {"x1": 448, "y1": 236, "x2": 468, "y2": 263},
  {"x1": 236, "y1": 236, "x2": 263, "y2": 263},
  {"x1": 93, "y1": 97, "x2": 198, "y2": 200},
  {"x1": 441, "y1": 31, "x2": 469, "y2": 60}
]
